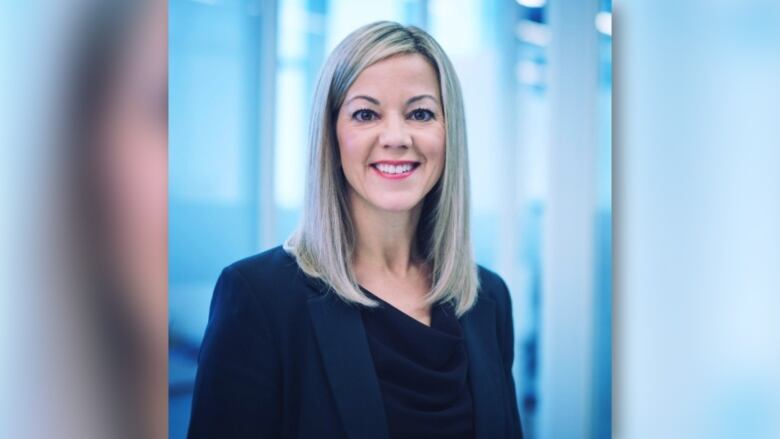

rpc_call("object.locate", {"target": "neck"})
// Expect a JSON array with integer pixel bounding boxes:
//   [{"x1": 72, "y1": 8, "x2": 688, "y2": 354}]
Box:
[{"x1": 349, "y1": 193, "x2": 423, "y2": 278}]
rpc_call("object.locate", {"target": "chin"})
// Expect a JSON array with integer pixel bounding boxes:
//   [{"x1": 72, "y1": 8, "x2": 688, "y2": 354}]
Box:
[{"x1": 369, "y1": 194, "x2": 424, "y2": 213}]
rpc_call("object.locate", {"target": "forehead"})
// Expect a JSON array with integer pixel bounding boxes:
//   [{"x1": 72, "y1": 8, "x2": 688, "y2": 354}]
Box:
[{"x1": 346, "y1": 53, "x2": 440, "y2": 99}]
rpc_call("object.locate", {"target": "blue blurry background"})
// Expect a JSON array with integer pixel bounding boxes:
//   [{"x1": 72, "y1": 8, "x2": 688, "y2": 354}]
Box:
[{"x1": 169, "y1": 0, "x2": 612, "y2": 438}]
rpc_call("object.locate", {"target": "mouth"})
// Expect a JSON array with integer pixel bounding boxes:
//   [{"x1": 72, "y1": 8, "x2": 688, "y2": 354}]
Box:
[{"x1": 369, "y1": 161, "x2": 421, "y2": 180}]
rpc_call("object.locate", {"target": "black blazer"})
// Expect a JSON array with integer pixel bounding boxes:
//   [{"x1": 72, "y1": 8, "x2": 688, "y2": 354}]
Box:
[{"x1": 188, "y1": 246, "x2": 523, "y2": 438}]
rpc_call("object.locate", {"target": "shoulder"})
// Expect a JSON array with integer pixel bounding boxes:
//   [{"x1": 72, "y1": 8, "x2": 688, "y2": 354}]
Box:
[
  {"x1": 474, "y1": 265, "x2": 516, "y2": 368},
  {"x1": 225, "y1": 245, "x2": 301, "y2": 286},
  {"x1": 476, "y1": 264, "x2": 512, "y2": 310},
  {"x1": 213, "y1": 245, "x2": 319, "y2": 319}
]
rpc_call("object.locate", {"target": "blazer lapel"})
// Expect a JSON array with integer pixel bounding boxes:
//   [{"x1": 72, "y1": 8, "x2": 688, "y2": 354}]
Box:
[
  {"x1": 307, "y1": 284, "x2": 389, "y2": 439},
  {"x1": 461, "y1": 295, "x2": 508, "y2": 439}
]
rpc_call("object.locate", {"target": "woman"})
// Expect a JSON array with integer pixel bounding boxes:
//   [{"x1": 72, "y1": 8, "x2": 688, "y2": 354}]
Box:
[{"x1": 188, "y1": 21, "x2": 523, "y2": 439}]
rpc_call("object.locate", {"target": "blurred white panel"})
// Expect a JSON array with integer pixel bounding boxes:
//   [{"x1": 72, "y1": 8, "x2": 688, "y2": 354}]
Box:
[
  {"x1": 539, "y1": 0, "x2": 599, "y2": 437},
  {"x1": 519, "y1": 95, "x2": 550, "y2": 202},
  {"x1": 516, "y1": 0, "x2": 546, "y2": 8},
  {"x1": 458, "y1": 51, "x2": 503, "y2": 212},
  {"x1": 617, "y1": 1, "x2": 780, "y2": 438},
  {"x1": 595, "y1": 12, "x2": 611, "y2": 36},
  {"x1": 278, "y1": 0, "x2": 307, "y2": 59},
  {"x1": 274, "y1": 67, "x2": 307, "y2": 210},
  {"x1": 326, "y1": 0, "x2": 401, "y2": 53},
  {"x1": 428, "y1": 0, "x2": 483, "y2": 56},
  {"x1": 515, "y1": 20, "x2": 550, "y2": 47}
]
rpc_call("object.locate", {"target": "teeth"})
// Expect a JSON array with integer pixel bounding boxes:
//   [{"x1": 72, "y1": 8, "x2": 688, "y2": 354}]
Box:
[{"x1": 376, "y1": 163, "x2": 413, "y2": 174}]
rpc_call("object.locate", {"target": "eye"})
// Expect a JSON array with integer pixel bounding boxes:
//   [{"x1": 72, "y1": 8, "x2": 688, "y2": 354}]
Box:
[
  {"x1": 352, "y1": 108, "x2": 378, "y2": 122},
  {"x1": 408, "y1": 108, "x2": 435, "y2": 122}
]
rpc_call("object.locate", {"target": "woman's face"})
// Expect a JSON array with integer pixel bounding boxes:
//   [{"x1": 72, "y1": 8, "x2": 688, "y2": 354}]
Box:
[{"x1": 336, "y1": 53, "x2": 445, "y2": 214}]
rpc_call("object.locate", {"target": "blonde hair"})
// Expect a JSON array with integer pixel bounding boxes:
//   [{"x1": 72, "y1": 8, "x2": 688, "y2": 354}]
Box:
[{"x1": 284, "y1": 21, "x2": 479, "y2": 316}]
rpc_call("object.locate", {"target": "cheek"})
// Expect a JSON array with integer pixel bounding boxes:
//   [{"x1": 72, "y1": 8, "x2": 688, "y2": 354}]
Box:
[
  {"x1": 337, "y1": 130, "x2": 355, "y2": 165},
  {"x1": 335, "y1": 122, "x2": 369, "y2": 182},
  {"x1": 420, "y1": 128, "x2": 446, "y2": 176},
  {"x1": 339, "y1": 136, "x2": 360, "y2": 163}
]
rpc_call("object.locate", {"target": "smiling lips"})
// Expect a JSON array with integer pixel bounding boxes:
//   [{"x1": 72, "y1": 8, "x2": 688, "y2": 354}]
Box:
[{"x1": 370, "y1": 160, "x2": 420, "y2": 180}]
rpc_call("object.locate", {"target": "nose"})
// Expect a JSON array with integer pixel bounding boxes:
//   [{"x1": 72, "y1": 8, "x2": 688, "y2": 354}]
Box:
[{"x1": 378, "y1": 114, "x2": 412, "y2": 150}]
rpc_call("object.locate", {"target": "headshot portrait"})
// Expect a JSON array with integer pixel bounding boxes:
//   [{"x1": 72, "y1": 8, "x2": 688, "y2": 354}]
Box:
[
  {"x1": 187, "y1": 20, "x2": 519, "y2": 437},
  {"x1": 169, "y1": 1, "x2": 612, "y2": 438}
]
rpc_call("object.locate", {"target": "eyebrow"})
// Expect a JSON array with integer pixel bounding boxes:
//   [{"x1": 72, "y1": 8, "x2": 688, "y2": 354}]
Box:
[
  {"x1": 344, "y1": 94, "x2": 439, "y2": 106},
  {"x1": 405, "y1": 94, "x2": 438, "y2": 106},
  {"x1": 346, "y1": 95, "x2": 380, "y2": 106}
]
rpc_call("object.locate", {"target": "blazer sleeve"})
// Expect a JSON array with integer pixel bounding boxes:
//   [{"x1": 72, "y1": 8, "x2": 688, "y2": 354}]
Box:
[
  {"x1": 496, "y1": 277, "x2": 524, "y2": 438},
  {"x1": 188, "y1": 265, "x2": 282, "y2": 438}
]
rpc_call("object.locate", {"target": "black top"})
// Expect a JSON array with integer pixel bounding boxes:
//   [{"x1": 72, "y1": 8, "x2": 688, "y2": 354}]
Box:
[
  {"x1": 188, "y1": 245, "x2": 523, "y2": 438},
  {"x1": 359, "y1": 287, "x2": 475, "y2": 439}
]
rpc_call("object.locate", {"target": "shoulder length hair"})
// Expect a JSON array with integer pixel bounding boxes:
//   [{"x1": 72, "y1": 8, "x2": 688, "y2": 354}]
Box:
[{"x1": 285, "y1": 21, "x2": 479, "y2": 316}]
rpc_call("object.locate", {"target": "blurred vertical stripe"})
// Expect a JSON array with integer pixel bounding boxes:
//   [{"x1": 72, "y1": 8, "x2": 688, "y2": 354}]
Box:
[{"x1": 615, "y1": 0, "x2": 780, "y2": 437}]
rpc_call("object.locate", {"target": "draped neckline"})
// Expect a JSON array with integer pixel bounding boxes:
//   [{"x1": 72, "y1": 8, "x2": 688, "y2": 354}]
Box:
[{"x1": 358, "y1": 285, "x2": 475, "y2": 439}]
